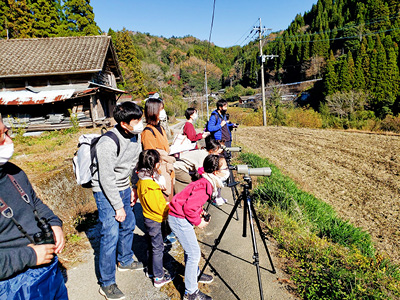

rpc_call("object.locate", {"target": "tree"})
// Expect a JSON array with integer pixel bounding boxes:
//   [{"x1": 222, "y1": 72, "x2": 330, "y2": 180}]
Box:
[
  {"x1": 30, "y1": 0, "x2": 62, "y2": 37},
  {"x1": 111, "y1": 29, "x2": 148, "y2": 99},
  {"x1": 3, "y1": 0, "x2": 33, "y2": 38},
  {"x1": 324, "y1": 51, "x2": 338, "y2": 96},
  {"x1": 62, "y1": 0, "x2": 101, "y2": 36}
]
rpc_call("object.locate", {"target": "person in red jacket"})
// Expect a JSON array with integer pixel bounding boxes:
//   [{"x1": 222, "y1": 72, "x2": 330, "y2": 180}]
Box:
[
  {"x1": 168, "y1": 154, "x2": 229, "y2": 300},
  {"x1": 182, "y1": 108, "x2": 209, "y2": 148}
]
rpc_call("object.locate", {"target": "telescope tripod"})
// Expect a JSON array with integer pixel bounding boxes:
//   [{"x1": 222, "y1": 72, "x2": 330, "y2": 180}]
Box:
[{"x1": 199, "y1": 175, "x2": 276, "y2": 300}]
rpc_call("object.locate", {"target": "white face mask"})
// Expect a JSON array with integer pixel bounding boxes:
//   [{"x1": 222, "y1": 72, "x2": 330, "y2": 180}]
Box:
[
  {"x1": 192, "y1": 113, "x2": 198, "y2": 121},
  {"x1": 128, "y1": 120, "x2": 144, "y2": 135},
  {"x1": 0, "y1": 143, "x2": 14, "y2": 166},
  {"x1": 159, "y1": 109, "x2": 167, "y2": 121},
  {"x1": 219, "y1": 169, "x2": 230, "y2": 181}
]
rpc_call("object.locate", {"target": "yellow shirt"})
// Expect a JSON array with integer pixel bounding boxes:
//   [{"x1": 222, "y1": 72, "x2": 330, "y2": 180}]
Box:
[{"x1": 137, "y1": 178, "x2": 169, "y2": 223}]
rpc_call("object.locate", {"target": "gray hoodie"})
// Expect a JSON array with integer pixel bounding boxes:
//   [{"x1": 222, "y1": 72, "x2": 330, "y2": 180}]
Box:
[{"x1": 91, "y1": 126, "x2": 142, "y2": 210}]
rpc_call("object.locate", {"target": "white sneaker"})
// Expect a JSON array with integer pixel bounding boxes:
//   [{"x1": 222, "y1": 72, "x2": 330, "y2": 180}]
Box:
[{"x1": 214, "y1": 197, "x2": 226, "y2": 206}]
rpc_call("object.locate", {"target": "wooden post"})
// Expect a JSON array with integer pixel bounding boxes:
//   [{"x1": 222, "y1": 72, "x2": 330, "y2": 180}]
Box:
[{"x1": 90, "y1": 94, "x2": 98, "y2": 128}]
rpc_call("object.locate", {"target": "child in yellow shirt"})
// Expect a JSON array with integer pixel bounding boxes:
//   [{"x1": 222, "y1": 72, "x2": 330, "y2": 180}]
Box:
[{"x1": 137, "y1": 149, "x2": 172, "y2": 288}]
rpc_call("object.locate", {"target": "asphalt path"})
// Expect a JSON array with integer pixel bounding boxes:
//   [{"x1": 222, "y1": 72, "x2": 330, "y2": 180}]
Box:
[{"x1": 65, "y1": 121, "x2": 296, "y2": 299}]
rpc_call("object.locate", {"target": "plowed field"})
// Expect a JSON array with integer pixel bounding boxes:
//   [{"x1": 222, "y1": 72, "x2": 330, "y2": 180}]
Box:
[{"x1": 234, "y1": 126, "x2": 400, "y2": 263}]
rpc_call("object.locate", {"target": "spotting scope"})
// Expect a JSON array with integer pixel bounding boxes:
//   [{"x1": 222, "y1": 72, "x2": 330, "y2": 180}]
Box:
[{"x1": 235, "y1": 164, "x2": 271, "y2": 176}]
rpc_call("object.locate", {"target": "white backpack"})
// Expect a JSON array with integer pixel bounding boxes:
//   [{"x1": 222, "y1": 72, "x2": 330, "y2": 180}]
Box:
[{"x1": 72, "y1": 131, "x2": 120, "y2": 188}]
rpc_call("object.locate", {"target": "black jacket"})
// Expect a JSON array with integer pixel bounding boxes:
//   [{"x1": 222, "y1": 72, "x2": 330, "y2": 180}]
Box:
[{"x1": 0, "y1": 162, "x2": 62, "y2": 280}]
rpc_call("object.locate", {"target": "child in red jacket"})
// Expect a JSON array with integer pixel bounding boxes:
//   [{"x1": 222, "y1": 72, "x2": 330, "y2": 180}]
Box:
[{"x1": 168, "y1": 154, "x2": 229, "y2": 300}]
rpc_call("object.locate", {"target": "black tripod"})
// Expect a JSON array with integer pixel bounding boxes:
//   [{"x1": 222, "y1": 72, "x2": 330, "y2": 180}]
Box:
[{"x1": 199, "y1": 175, "x2": 276, "y2": 300}]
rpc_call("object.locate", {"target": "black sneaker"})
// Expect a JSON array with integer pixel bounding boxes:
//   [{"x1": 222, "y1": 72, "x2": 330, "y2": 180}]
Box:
[
  {"x1": 198, "y1": 273, "x2": 214, "y2": 284},
  {"x1": 153, "y1": 273, "x2": 173, "y2": 288},
  {"x1": 183, "y1": 289, "x2": 212, "y2": 300},
  {"x1": 117, "y1": 261, "x2": 144, "y2": 271},
  {"x1": 99, "y1": 283, "x2": 125, "y2": 300}
]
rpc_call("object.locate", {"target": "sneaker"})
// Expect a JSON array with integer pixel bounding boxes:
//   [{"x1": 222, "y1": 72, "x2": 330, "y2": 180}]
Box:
[
  {"x1": 198, "y1": 273, "x2": 214, "y2": 284},
  {"x1": 183, "y1": 289, "x2": 212, "y2": 300},
  {"x1": 144, "y1": 266, "x2": 153, "y2": 278},
  {"x1": 99, "y1": 283, "x2": 125, "y2": 300},
  {"x1": 153, "y1": 273, "x2": 173, "y2": 288},
  {"x1": 163, "y1": 233, "x2": 177, "y2": 245},
  {"x1": 117, "y1": 261, "x2": 144, "y2": 272},
  {"x1": 213, "y1": 197, "x2": 226, "y2": 206}
]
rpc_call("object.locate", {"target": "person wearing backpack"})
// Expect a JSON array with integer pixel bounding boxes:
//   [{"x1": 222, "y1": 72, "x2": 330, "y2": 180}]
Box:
[
  {"x1": 91, "y1": 101, "x2": 144, "y2": 300},
  {"x1": 206, "y1": 100, "x2": 235, "y2": 148}
]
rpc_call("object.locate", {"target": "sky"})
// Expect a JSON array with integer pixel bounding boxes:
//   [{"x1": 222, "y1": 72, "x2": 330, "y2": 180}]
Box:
[{"x1": 91, "y1": 0, "x2": 318, "y2": 48}]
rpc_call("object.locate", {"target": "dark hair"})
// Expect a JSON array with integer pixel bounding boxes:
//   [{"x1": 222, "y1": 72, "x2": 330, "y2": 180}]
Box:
[
  {"x1": 137, "y1": 149, "x2": 160, "y2": 173},
  {"x1": 184, "y1": 108, "x2": 197, "y2": 120},
  {"x1": 191, "y1": 154, "x2": 225, "y2": 181},
  {"x1": 216, "y1": 99, "x2": 227, "y2": 110},
  {"x1": 205, "y1": 136, "x2": 220, "y2": 152},
  {"x1": 145, "y1": 98, "x2": 164, "y2": 126},
  {"x1": 113, "y1": 101, "x2": 143, "y2": 124}
]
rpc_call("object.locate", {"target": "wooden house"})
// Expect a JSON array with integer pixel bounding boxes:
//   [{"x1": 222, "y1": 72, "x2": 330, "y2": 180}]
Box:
[{"x1": 0, "y1": 35, "x2": 125, "y2": 131}]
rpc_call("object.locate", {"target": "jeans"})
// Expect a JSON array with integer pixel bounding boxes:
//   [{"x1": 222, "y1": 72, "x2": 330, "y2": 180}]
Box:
[
  {"x1": 144, "y1": 218, "x2": 164, "y2": 278},
  {"x1": 168, "y1": 215, "x2": 200, "y2": 294},
  {"x1": 94, "y1": 187, "x2": 136, "y2": 287}
]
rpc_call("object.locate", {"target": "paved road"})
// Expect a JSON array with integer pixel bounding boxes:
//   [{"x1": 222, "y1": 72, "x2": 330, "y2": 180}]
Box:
[
  {"x1": 198, "y1": 187, "x2": 295, "y2": 300},
  {"x1": 65, "y1": 122, "x2": 296, "y2": 299}
]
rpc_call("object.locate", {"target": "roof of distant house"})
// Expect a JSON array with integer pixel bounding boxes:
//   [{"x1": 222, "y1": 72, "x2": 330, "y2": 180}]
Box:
[{"x1": 0, "y1": 35, "x2": 121, "y2": 78}]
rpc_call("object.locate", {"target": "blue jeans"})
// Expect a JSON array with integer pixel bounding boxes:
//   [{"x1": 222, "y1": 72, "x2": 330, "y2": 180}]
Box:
[
  {"x1": 168, "y1": 215, "x2": 200, "y2": 294},
  {"x1": 94, "y1": 187, "x2": 136, "y2": 287},
  {"x1": 144, "y1": 218, "x2": 164, "y2": 278}
]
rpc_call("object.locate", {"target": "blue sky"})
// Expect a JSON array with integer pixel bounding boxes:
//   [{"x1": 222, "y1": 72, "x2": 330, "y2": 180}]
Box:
[{"x1": 92, "y1": 0, "x2": 318, "y2": 48}]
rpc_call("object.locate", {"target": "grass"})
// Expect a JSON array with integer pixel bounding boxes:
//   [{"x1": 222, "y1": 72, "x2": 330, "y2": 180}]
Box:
[{"x1": 238, "y1": 152, "x2": 400, "y2": 299}]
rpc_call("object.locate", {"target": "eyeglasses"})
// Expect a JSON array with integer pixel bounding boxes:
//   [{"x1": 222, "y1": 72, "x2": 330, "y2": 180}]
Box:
[
  {"x1": 219, "y1": 167, "x2": 229, "y2": 171},
  {"x1": 0, "y1": 126, "x2": 11, "y2": 144}
]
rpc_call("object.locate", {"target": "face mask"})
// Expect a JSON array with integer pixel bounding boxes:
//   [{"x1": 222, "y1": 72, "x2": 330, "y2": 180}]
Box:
[
  {"x1": 128, "y1": 120, "x2": 144, "y2": 135},
  {"x1": 219, "y1": 169, "x2": 230, "y2": 181},
  {"x1": 159, "y1": 109, "x2": 167, "y2": 121},
  {"x1": 192, "y1": 113, "x2": 198, "y2": 121},
  {"x1": 0, "y1": 143, "x2": 14, "y2": 166}
]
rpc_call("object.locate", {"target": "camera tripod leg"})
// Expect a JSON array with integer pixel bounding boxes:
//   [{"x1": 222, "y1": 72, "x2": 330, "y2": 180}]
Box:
[
  {"x1": 246, "y1": 195, "x2": 264, "y2": 300},
  {"x1": 199, "y1": 195, "x2": 243, "y2": 280},
  {"x1": 249, "y1": 198, "x2": 276, "y2": 274},
  {"x1": 242, "y1": 196, "x2": 247, "y2": 237}
]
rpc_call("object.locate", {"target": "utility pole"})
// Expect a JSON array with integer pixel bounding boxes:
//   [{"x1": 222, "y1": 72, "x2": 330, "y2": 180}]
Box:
[
  {"x1": 204, "y1": 66, "x2": 209, "y2": 119},
  {"x1": 254, "y1": 19, "x2": 277, "y2": 126}
]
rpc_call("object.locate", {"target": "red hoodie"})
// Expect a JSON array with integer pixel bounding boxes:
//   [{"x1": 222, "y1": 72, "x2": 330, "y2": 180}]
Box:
[{"x1": 169, "y1": 178, "x2": 213, "y2": 226}]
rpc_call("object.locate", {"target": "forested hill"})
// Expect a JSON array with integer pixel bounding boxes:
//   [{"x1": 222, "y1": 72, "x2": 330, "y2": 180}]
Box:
[
  {"x1": 260, "y1": 0, "x2": 400, "y2": 117},
  {"x1": 2, "y1": 0, "x2": 400, "y2": 121}
]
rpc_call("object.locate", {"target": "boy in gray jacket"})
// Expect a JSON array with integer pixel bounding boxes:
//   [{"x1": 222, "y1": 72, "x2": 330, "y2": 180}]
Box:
[{"x1": 92, "y1": 102, "x2": 144, "y2": 300}]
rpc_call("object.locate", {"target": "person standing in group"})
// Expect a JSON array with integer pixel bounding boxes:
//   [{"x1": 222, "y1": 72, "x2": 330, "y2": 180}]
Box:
[
  {"x1": 173, "y1": 136, "x2": 222, "y2": 194},
  {"x1": 91, "y1": 101, "x2": 144, "y2": 300},
  {"x1": 207, "y1": 100, "x2": 235, "y2": 147},
  {"x1": 169, "y1": 154, "x2": 230, "y2": 300},
  {"x1": 0, "y1": 118, "x2": 68, "y2": 299},
  {"x1": 183, "y1": 108, "x2": 209, "y2": 148},
  {"x1": 141, "y1": 98, "x2": 177, "y2": 244},
  {"x1": 136, "y1": 149, "x2": 173, "y2": 288},
  {"x1": 141, "y1": 98, "x2": 175, "y2": 202}
]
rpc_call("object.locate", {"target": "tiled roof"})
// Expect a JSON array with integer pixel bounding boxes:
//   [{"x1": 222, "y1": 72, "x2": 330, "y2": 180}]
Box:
[{"x1": 0, "y1": 35, "x2": 112, "y2": 78}]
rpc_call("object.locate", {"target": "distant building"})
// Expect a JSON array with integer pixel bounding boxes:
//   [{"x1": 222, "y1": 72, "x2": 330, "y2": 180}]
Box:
[{"x1": 0, "y1": 35, "x2": 125, "y2": 131}]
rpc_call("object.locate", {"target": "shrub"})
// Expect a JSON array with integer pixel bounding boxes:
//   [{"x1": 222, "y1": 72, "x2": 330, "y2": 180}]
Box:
[
  {"x1": 380, "y1": 114, "x2": 400, "y2": 133},
  {"x1": 286, "y1": 107, "x2": 323, "y2": 128}
]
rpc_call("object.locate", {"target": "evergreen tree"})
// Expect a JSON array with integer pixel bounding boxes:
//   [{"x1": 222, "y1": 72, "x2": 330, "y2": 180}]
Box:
[
  {"x1": 62, "y1": 0, "x2": 101, "y2": 36},
  {"x1": 347, "y1": 51, "x2": 355, "y2": 88},
  {"x1": 324, "y1": 51, "x2": 338, "y2": 95},
  {"x1": 354, "y1": 52, "x2": 365, "y2": 90},
  {"x1": 112, "y1": 29, "x2": 147, "y2": 99},
  {"x1": 30, "y1": 0, "x2": 62, "y2": 37},
  {"x1": 338, "y1": 56, "x2": 351, "y2": 92},
  {"x1": 4, "y1": 0, "x2": 33, "y2": 38}
]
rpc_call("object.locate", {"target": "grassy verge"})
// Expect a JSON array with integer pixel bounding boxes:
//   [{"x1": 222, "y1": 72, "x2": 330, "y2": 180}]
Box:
[{"x1": 238, "y1": 152, "x2": 400, "y2": 299}]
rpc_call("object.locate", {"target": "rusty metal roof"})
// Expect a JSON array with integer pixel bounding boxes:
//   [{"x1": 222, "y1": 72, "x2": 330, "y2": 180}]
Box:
[{"x1": 0, "y1": 36, "x2": 114, "y2": 78}]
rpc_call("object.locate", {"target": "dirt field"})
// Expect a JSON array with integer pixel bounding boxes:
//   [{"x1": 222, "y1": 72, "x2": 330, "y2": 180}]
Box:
[{"x1": 234, "y1": 126, "x2": 400, "y2": 263}]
